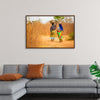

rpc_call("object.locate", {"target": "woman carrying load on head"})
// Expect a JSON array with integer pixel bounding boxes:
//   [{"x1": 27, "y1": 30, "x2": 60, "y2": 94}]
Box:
[
  {"x1": 50, "y1": 20, "x2": 57, "y2": 41},
  {"x1": 57, "y1": 23, "x2": 63, "y2": 42}
]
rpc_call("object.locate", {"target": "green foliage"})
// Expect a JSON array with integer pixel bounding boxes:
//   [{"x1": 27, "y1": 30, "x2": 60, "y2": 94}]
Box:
[
  {"x1": 90, "y1": 65, "x2": 98, "y2": 69},
  {"x1": 90, "y1": 70, "x2": 100, "y2": 75},
  {"x1": 96, "y1": 74, "x2": 100, "y2": 77},
  {"x1": 89, "y1": 65, "x2": 98, "y2": 73},
  {"x1": 54, "y1": 16, "x2": 64, "y2": 21},
  {"x1": 89, "y1": 62, "x2": 100, "y2": 77},
  {"x1": 68, "y1": 32, "x2": 74, "y2": 40}
]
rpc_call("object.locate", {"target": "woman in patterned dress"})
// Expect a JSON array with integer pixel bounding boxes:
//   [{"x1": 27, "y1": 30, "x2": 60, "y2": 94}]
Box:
[
  {"x1": 50, "y1": 21, "x2": 56, "y2": 41},
  {"x1": 57, "y1": 23, "x2": 63, "y2": 42}
]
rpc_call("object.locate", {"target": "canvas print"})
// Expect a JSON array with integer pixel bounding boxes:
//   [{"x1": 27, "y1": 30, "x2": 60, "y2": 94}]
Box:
[{"x1": 26, "y1": 15, "x2": 75, "y2": 48}]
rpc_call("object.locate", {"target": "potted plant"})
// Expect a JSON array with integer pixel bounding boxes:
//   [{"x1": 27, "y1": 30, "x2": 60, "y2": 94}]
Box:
[{"x1": 89, "y1": 61, "x2": 100, "y2": 83}]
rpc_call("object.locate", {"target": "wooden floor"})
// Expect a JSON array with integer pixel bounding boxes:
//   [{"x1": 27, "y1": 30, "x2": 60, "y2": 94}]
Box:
[{"x1": 19, "y1": 94, "x2": 99, "y2": 100}]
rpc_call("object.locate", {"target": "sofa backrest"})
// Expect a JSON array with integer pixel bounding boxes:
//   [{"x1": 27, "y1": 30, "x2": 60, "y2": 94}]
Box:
[
  {"x1": 18, "y1": 64, "x2": 63, "y2": 78},
  {"x1": 63, "y1": 65, "x2": 92, "y2": 79},
  {"x1": 3, "y1": 64, "x2": 91, "y2": 79},
  {"x1": 3, "y1": 64, "x2": 63, "y2": 78},
  {"x1": 3, "y1": 64, "x2": 18, "y2": 74},
  {"x1": 3, "y1": 64, "x2": 28, "y2": 78},
  {"x1": 43, "y1": 65, "x2": 63, "y2": 79},
  {"x1": 18, "y1": 64, "x2": 28, "y2": 78}
]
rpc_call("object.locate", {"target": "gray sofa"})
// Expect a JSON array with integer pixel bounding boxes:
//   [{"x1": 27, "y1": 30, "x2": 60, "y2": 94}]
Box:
[{"x1": 0, "y1": 64, "x2": 98, "y2": 100}]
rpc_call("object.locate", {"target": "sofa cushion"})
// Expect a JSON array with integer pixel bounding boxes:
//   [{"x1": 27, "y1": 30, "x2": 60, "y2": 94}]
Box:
[
  {"x1": 98, "y1": 89, "x2": 100, "y2": 94},
  {"x1": 3, "y1": 65, "x2": 18, "y2": 74},
  {"x1": 63, "y1": 65, "x2": 78, "y2": 78},
  {"x1": 18, "y1": 65, "x2": 28, "y2": 78},
  {"x1": 26, "y1": 79, "x2": 96, "y2": 88},
  {"x1": 27, "y1": 88, "x2": 96, "y2": 94},
  {"x1": 44, "y1": 65, "x2": 62, "y2": 79},
  {"x1": 43, "y1": 65, "x2": 48, "y2": 78},
  {"x1": 79, "y1": 65, "x2": 92, "y2": 78},
  {"x1": 0, "y1": 88, "x2": 26, "y2": 100},
  {"x1": 0, "y1": 78, "x2": 30, "y2": 94},
  {"x1": 63, "y1": 65, "x2": 92, "y2": 79}
]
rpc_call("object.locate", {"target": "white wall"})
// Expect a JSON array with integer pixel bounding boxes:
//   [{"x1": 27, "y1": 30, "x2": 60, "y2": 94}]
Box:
[{"x1": 0, "y1": 0, "x2": 100, "y2": 73}]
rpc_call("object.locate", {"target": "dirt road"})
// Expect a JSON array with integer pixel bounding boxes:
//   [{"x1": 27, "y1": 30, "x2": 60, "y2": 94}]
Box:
[{"x1": 41, "y1": 36, "x2": 74, "y2": 48}]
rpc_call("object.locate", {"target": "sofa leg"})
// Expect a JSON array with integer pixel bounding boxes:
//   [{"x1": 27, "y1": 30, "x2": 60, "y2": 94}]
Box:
[
  {"x1": 97, "y1": 94, "x2": 100, "y2": 99},
  {"x1": 89, "y1": 94, "x2": 97, "y2": 99},
  {"x1": 94, "y1": 94, "x2": 99, "y2": 99}
]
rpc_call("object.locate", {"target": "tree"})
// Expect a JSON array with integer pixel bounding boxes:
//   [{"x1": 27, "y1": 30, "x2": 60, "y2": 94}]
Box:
[
  {"x1": 54, "y1": 16, "x2": 64, "y2": 23},
  {"x1": 64, "y1": 17, "x2": 73, "y2": 23},
  {"x1": 54, "y1": 16, "x2": 64, "y2": 20}
]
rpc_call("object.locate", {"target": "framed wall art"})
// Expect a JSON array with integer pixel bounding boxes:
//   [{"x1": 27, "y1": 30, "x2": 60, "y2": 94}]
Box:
[{"x1": 26, "y1": 15, "x2": 75, "y2": 48}]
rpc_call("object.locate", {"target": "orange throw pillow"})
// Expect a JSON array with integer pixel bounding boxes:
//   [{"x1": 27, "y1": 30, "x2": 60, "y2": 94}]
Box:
[
  {"x1": 0, "y1": 73, "x2": 23, "y2": 81},
  {"x1": 27, "y1": 64, "x2": 44, "y2": 79}
]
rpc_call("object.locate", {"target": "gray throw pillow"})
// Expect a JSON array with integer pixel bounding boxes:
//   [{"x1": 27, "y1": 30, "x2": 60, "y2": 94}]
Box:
[{"x1": 44, "y1": 65, "x2": 63, "y2": 79}]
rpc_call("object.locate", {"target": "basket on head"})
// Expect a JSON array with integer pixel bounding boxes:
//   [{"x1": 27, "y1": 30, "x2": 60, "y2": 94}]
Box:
[{"x1": 50, "y1": 20, "x2": 56, "y2": 24}]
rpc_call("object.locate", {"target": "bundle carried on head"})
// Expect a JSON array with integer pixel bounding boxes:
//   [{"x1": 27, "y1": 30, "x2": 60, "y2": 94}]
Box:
[{"x1": 50, "y1": 20, "x2": 57, "y2": 24}]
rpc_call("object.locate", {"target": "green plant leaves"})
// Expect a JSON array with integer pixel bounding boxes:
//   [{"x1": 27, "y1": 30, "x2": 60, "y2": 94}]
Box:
[
  {"x1": 54, "y1": 16, "x2": 64, "y2": 21},
  {"x1": 89, "y1": 65, "x2": 98, "y2": 69},
  {"x1": 89, "y1": 64, "x2": 100, "y2": 77}
]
